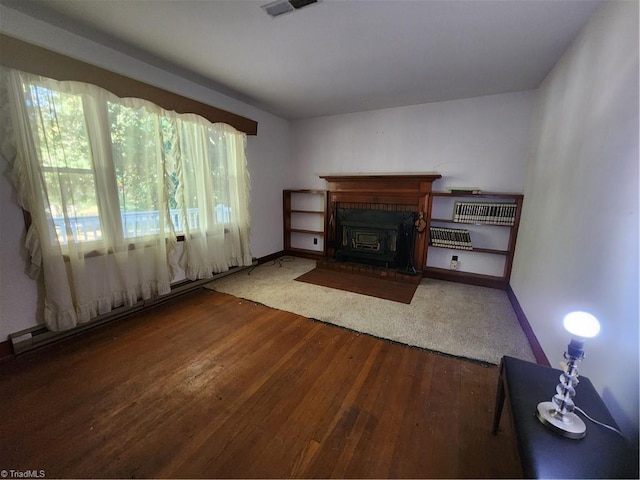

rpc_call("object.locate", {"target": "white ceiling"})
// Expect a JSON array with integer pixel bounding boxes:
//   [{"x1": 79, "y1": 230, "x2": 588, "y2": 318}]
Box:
[{"x1": 5, "y1": 0, "x2": 602, "y2": 119}]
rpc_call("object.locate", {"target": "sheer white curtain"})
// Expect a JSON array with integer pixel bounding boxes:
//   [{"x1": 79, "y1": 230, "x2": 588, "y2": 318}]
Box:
[
  {"x1": 172, "y1": 116, "x2": 252, "y2": 279},
  {"x1": 0, "y1": 67, "x2": 252, "y2": 332}
]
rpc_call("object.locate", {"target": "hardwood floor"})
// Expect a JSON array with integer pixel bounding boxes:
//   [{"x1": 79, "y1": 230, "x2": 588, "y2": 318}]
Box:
[{"x1": 0, "y1": 289, "x2": 521, "y2": 478}]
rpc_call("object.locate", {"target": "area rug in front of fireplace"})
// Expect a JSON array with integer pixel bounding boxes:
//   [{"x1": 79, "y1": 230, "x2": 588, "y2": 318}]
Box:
[
  {"x1": 294, "y1": 268, "x2": 418, "y2": 304},
  {"x1": 205, "y1": 257, "x2": 536, "y2": 365}
]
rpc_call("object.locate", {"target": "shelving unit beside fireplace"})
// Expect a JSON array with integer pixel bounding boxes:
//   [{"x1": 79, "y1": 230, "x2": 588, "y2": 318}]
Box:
[
  {"x1": 283, "y1": 189, "x2": 328, "y2": 258},
  {"x1": 425, "y1": 191, "x2": 523, "y2": 288}
]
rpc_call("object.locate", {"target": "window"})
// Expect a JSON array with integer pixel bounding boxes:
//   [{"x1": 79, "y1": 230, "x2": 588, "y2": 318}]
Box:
[
  {"x1": 28, "y1": 85, "x2": 102, "y2": 245},
  {"x1": 17, "y1": 74, "x2": 246, "y2": 249},
  {"x1": 2, "y1": 66, "x2": 252, "y2": 331}
]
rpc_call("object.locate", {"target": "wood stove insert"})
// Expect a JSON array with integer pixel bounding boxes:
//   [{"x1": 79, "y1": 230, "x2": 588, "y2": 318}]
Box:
[
  {"x1": 336, "y1": 208, "x2": 415, "y2": 269},
  {"x1": 321, "y1": 173, "x2": 442, "y2": 274}
]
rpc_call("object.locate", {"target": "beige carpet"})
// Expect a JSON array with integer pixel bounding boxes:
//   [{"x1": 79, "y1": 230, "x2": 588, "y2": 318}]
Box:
[{"x1": 205, "y1": 257, "x2": 536, "y2": 365}]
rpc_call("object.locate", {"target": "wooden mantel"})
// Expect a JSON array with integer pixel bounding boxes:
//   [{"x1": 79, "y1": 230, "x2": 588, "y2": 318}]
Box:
[
  {"x1": 320, "y1": 173, "x2": 442, "y2": 273},
  {"x1": 320, "y1": 173, "x2": 442, "y2": 195}
]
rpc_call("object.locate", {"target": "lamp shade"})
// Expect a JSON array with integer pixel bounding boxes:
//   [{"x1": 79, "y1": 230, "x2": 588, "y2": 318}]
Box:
[{"x1": 563, "y1": 311, "x2": 600, "y2": 338}]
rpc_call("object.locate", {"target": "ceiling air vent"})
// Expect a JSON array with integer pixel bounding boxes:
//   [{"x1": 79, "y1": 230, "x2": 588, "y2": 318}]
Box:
[{"x1": 262, "y1": 0, "x2": 319, "y2": 18}]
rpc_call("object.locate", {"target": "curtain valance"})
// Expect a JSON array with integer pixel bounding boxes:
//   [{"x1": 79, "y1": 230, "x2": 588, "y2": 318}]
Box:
[{"x1": 0, "y1": 34, "x2": 258, "y2": 135}]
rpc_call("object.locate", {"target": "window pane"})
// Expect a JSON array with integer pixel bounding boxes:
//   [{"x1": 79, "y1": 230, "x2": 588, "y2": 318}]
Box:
[
  {"x1": 26, "y1": 84, "x2": 102, "y2": 246},
  {"x1": 43, "y1": 170, "x2": 102, "y2": 245},
  {"x1": 28, "y1": 85, "x2": 92, "y2": 170},
  {"x1": 108, "y1": 102, "x2": 165, "y2": 238},
  {"x1": 170, "y1": 122, "x2": 234, "y2": 231},
  {"x1": 177, "y1": 141, "x2": 200, "y2": 231},
  {"x1": 161, "y1": 119, "x2": 183, "y2": 233},
  {"x1": 208, "y1": 131, "x2": 232, "y2": 223}
]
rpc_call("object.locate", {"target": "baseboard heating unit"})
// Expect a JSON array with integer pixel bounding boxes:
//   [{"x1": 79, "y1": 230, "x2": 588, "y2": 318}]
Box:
[{"x1": 9, "y1": 262, "x2": 256, "y2": 355}]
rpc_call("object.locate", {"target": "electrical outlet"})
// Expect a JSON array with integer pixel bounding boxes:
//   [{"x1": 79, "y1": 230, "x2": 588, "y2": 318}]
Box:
[{"x1": 450, "y1": 255, "x2": 459, "y2": 270}]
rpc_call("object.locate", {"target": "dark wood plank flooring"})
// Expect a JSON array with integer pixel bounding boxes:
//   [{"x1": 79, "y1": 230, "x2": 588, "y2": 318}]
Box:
[{"x1": 0, "y1": 289, "x2": 521, "y2": 478}]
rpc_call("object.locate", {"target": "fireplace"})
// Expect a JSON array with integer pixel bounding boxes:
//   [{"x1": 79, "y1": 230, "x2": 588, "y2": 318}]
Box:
[
  {"x1": 321, "y1": 174, "x2": 442, "y2": 274},
  {"x1": 336, "y1": 208, "x2": 415, "y2": 269}
]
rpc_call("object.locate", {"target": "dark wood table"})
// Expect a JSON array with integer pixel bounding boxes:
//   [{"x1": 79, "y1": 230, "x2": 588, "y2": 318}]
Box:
[{"x1": 492, "y1": 356, "x2": 638, "y2": 478}]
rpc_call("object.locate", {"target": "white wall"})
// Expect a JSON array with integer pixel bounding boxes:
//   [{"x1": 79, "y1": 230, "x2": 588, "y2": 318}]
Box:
[
  {"x1": 0, "y1": 6, "x2": 291, "y2": 341},
  {"x1": 290, "y1": 91, "x2": 537, "y2": 272},
  {"x1": 511, "y1": 1, "x2": 639, "y2": 441},
  {"x1": 290, "y1": 91, "x2": 536, "y2": 191}
]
